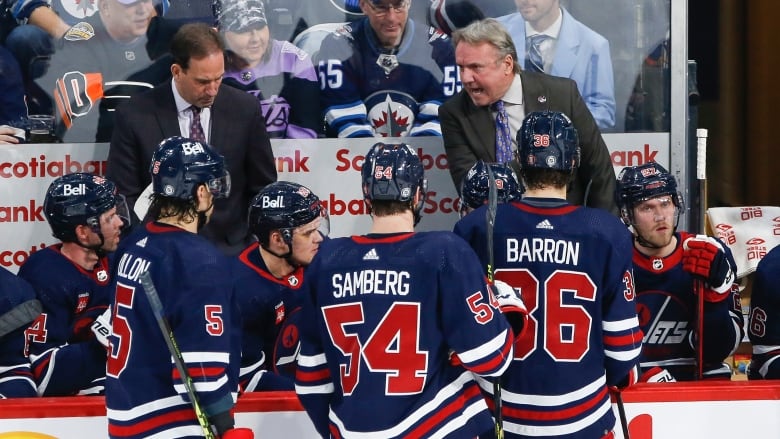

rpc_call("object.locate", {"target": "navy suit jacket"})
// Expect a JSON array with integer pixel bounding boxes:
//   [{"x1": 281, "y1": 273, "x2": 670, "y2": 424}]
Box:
[
  {"x1": 107, "y1": 81, "x2": 277, "y2": 255},
  {"x1": 439, "y1": 70, "x2": 617, "y2": 214}
]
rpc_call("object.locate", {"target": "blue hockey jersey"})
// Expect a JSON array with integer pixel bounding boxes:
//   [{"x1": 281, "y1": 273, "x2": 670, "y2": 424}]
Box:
[
  {"x1": 454, "y1": 199, "x2": 642, "y2": 439},
  {"x1": 315, "y1": 18, "x2": 459, "y2": 138},
  {"x1": 632, "y1": 231, "x2": 743, "y2": 381},
  {"x1": 748, "y1": 244, "x2": 780, "y2": 380},
  {"x1": 105, "y1": 222, "x2": 240, "y2": 439},
  {"x1": 17, "y1": 244, "x2": 112, "y2": 396},
  {"x1": 0, "y1": 267, "x2": 40, "y2": 398},
  {"x1": 232, "y1": 242, "x2": 311, "y2": 391},
  {"x1": 295, "y1": 231, "x2": 514, "y2": 438}
]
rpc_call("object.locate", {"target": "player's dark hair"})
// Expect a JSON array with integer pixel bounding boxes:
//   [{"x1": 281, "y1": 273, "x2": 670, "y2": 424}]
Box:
[
  {"x1": 369, "y1": 199, "x2": 413, "y2": 218},
  {"x1": 452, "y1": 18, "x2": 521, "y2": 75},
  {"x1": 171, "y1": 23, "x2": 225, "y2": 70},
  {"x1": 520, "y1": 168, "x2": 574, "y2": 191},
  {"x1": 147, "y1": 193, "x2": 200, "y2": 225}
]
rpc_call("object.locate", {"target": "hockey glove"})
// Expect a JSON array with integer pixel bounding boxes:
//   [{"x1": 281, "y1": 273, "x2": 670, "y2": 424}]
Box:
[
  {"x1": 491, "y1": 280, "x2": 528, "y2": 337},
  {"x1": 221, "y1": 428, "x2": 254, "y2": 439},
  {"x1": 90, "y1": 307, "x2": 112, "y2": 349},
  {"x1": 682, "y1": 235, "x2": 735, "y2": 299}
]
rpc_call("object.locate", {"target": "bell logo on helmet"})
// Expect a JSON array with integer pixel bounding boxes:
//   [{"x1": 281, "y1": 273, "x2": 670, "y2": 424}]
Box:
[
  {"x1": 262, "y1": 195, "x2": 285, "y2": 209},
  {"x1": 62, "y1": 183, "x2": 86, "y2": 196},
  {"x1": 181, "y1": 142, "x2": 206, "y2": 155}
]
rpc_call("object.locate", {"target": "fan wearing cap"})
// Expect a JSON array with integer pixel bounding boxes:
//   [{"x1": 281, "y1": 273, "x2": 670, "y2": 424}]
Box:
[
  {"x1": 454, "y1": 111, "x2": 641, "y2": 439},
  {"x1": 36, "y1": 0, "x2": 158, "y2": 142},
  {"x1": 215, "y1": 0, "x2": 321, "y2": 138},
  {"x1": 314, "y1": 0, "x2": 458, "y2": 138}
]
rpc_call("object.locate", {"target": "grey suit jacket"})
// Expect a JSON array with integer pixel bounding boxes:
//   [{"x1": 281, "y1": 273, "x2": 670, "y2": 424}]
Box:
[
  {"x1": 107, "y1": 81, "x2": 277, "y2": 255},
  {"x1": 439, "y1": 71, "x2": 617, "y2": 214}
]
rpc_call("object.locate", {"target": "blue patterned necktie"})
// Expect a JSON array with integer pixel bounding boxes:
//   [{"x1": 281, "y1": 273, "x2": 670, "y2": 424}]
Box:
[
  {"x1": 493, "y1": 100, "x2": 513, "y2": 163},
  {"x1": 525, "y1": 34, "x2": 550, "y2": 73},
  {"x1": 189, "y1": 106, "x2": 206, "y2": 142}
]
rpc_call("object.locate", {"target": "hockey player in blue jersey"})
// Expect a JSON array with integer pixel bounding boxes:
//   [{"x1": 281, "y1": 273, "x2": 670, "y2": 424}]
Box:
[
  {"x1": 295, "y1": 142, "x2": 527, "y2": 438},
  {"x1": 234, "y1": 181, "x2": 328, "y2": 391},
  {"x1": 315, "y1": 0, "x2": 460, "y2": 138},
  {"x1": 18, "y1": 172, "x2": 128, "y2": 396},
  {"x1": 455, "y1": 111, "x2": 642, "y2": 438},
  {"x1": 105, "y1": 136, "x2": 252, "y2": 439},
  {"x1": 0, "y1": 267, "x2": 41, "y2": 398},
  {"x1": 615, "y1": 162, "x2": 743, "y2": 382},
  {"x1": 459, "y1": 160, "x2": 523, "y2": 217},
  {"x1": 748, "y1": 244, "x2": 780, "y2": 379}
]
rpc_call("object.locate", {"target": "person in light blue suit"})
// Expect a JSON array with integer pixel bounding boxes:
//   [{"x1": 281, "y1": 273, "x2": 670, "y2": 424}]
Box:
[{"x1": 497, "y1": 0, "x2": 615, "y2": 129}]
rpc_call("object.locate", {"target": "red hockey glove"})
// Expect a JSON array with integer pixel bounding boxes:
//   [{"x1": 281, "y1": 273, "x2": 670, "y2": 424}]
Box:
[
  {"x1": 221, "y1": 428, "x2": 254, "y2": 439},
  {"x1": 682, "y1": 235, "x2": 735, "y2": 299},
  {"x1": 491, "y1": 280, "x2": 528, "y2": 337}
]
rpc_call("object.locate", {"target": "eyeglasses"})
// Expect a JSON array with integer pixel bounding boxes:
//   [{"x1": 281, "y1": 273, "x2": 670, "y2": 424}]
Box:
[{"x1": 365, "y1": 0, "x2": 410, "y2": 17}]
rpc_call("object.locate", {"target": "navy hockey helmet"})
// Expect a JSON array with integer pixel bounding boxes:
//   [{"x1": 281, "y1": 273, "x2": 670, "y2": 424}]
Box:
[
  {"x1": 460, "y1": 161, "x2": 523, "y2": 214},
  {"x1": 615, "y1": 162, "x2": 683, "y2": 226},
  {"x1": 150, "y1": 136, "x2": 231, "y2": 201},
  {"x1": 44, "y1": 173, "x2": 128, "y2": 242},
  {"x1": 248, "y1": 181, "x2": 329, "y2": 246},
  {"x1": 361, "y1": 142, "x2": 427, "y2": 222},
  {"x1": 516, "y1": 111, "x2": 579, "y2": 172}
]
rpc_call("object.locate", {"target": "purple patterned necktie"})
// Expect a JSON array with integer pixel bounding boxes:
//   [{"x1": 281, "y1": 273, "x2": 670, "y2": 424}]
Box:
[
  {"x1": 525, "y1": 34, "x2": 550, "y2": 73},
  {"x1": 493, "y1": 100, "x2": 513, "y2": 163},
  {"x1": 189, "y1": 106, "x2": 206, "y2": 142}
]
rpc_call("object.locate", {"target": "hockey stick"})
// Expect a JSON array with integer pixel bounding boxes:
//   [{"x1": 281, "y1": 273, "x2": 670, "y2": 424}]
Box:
[
  {"x1": 139, "y1": 270, "x2": 216, "y2": 439},
  {"x1": 613, "y1": 388, "x2": 631, "y2": 439},
  {"x1": 694, "y1": 128, "x2": 708, "y2": 380},
  {"x1": 485, "y1": 165, "x2": 503, "y2": 439}
]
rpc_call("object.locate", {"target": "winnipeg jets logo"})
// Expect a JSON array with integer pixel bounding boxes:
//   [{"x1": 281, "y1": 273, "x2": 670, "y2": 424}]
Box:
[
  {"x1": 366, "y1": 92, "x2": 416, "y2": 137},
  {"x1": 59, "y1": 0, "x2": 98, "y2": 20}
]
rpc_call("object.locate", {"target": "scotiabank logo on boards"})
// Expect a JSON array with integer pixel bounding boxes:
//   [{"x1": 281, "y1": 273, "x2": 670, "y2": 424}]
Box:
[
  {"x1": 321, "y1": 192, "x2": 461, "y2": 216},
  {"x1": 276, "y1": 150, "x2": 310, "y2": 173},
  {"x1": 0, "y1": 155, "x2": 107, "y2": 178},
  {"x1": 0, "y1": 200, "x2": 46, "y2": 222},
  {"x1": 335, "y1": 148, "x2": 448, "y2": 171},
  {"x1": 1, "y1": 243, "x2": 48, "y2": 268},
  {"x1": 610, "y1": 143, "x2": 659, "y2": 167}
]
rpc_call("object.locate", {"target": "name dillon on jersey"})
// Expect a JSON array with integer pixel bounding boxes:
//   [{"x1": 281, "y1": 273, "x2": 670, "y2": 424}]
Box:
[
  {"x1": 506, "y1": 238, "x2": 580, "y2": 265},
  {"x1": 332, "y1": 270, "x2": 411, "y2": 298},
  {"x1": 117, "y1": 253, "x2": 151, "y2": 282}
]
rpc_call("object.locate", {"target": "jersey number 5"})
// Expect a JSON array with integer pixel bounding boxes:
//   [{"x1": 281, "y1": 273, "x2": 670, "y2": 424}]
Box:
[{"x1": 322, "y1": 302, "x2": 429, "y2": 396}]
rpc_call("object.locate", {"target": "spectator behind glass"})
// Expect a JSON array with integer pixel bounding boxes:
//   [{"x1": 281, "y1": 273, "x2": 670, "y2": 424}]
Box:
[
  {"x1": 0, "y1": 45, "x2": 27, "y2": 128},
  {"x1": 439, "y1": 18, "x2": 617, "y2": 213},
  {"x1": 107, "y1": 22, "x2": 277, "y2": 256},
  {"x1": 497, "y1": 0, "x2": 616, "y2": 129},
  {"x1": 36, "y1": 0, "x2": 157, "y2": 142},
  {"x1": 18, "y1": 173, "x2": 129, "y2": 396},
  {"x1": 215, "y1": 0, "x2": 321, "y2": 138},
  {"x1": 315, "y1": 0, "x2": 459, "y2": 138},
  {"x1": 0, "y1": 267, "x2": 41, "y2": 398},
  {"x1": 615, "y1": 162, "x2": 744, "y2": 382}
]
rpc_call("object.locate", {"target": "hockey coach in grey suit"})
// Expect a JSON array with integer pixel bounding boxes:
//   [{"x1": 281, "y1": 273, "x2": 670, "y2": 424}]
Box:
[{"x1": 440, "y1": 18, "x2": 616, "y2": 214}]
